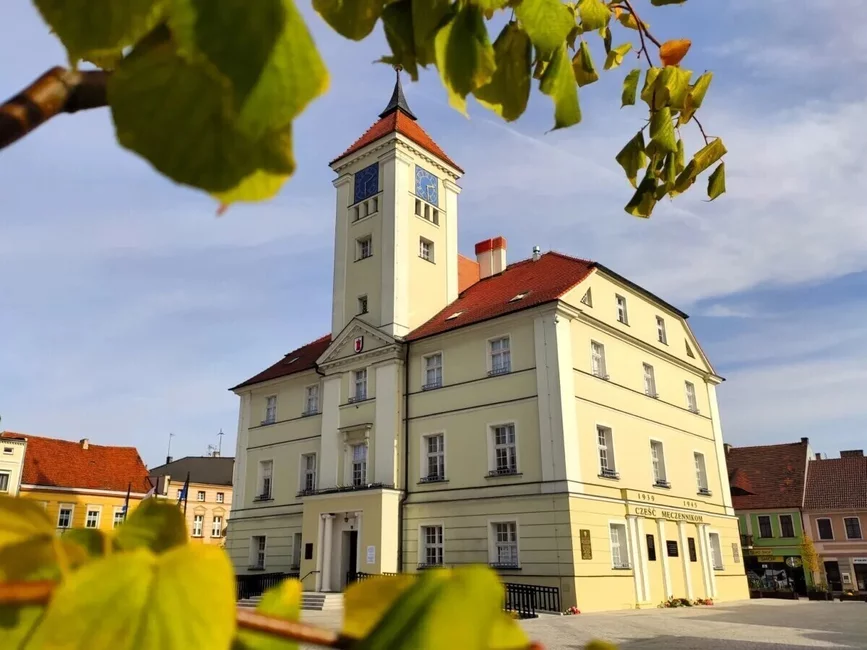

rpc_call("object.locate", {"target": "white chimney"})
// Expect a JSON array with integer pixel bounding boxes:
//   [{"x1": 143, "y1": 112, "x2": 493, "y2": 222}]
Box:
[
  {"x1": 475, "y1": 236, "x2": 507, "y2": 279},
  {"x1": 80, "y1": 438, "x2": 89, "y2": 450}
]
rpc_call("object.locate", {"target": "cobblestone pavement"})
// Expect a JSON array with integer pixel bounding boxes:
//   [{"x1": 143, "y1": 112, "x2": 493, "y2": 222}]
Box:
[{"x1": 300, "y1": 600, "x2": 867, "y2": 649}]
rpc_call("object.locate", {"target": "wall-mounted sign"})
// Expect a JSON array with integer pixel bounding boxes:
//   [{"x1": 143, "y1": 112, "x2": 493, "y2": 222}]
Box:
[
  {"x1": 786, "y1": 557, "x2": 802, "y2": 568},
  {"x1": 580, "y1": 529, "x2": 592, "y2": 560},
  {"x1": 354, "y1": 336, "x2": 364, "y2": 353},
  {"x1": 853, "y1": 558, "x2": 867, "y2": 564},
  {"x1": 366, "y1": 545, "x2": 376, "y2": 564},
  {"x1": 633, "y1": 507, "x2": 704, "y2": 523}
]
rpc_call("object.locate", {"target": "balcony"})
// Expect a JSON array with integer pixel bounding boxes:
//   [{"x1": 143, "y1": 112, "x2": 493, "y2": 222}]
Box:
[{"x1": 740, "y1": 534, "x2": 754, "y2": 549}]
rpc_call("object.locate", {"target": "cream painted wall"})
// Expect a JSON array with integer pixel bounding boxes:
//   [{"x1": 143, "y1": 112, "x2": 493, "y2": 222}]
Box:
[{"x1": 0, "y1": 438, "x2": 26, "y2": 496}]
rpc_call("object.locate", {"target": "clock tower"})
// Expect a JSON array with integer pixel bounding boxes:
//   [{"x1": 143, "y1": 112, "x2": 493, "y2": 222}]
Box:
[{"x1": 329, "y1": 71, "x2": 464, "y2": 340}]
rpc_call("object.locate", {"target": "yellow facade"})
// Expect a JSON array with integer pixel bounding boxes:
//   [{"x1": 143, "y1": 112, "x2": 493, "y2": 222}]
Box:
[
  {"x1": 17, "y1": 488, "x2": 146, "y2": 532},
  {"x1": 159, "y1": 478, "x2": 232, "y2": 544}
]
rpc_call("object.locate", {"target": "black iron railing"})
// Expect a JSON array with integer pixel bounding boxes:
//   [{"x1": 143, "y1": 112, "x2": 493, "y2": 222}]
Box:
[
  {"x1": 740, "y1": 534, "x2": 754, "y2": 548},
  {"x1": 503, "y1": 582, "x2": 561, "y2": 617},
  {"x1": 236, "y1": 571, "x2": 298, "y2": 600}
]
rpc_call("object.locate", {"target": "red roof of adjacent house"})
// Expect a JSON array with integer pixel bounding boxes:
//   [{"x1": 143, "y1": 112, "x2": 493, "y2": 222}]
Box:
[
  {"x1": 232, "y1": 334, "x2": 332, "y2": 390},
  {"x1": 724, "y1": 441, "x2": 810, "y2": 510},
  {"x1": 0, "y1": 432, "x2": 152, "y2": 493},
  {"x1": 804, "y1": 456, "x2": 867, "y2": 511},
  {"x1": 330, "y1": 109, "x2": 463, "y2": 172}
]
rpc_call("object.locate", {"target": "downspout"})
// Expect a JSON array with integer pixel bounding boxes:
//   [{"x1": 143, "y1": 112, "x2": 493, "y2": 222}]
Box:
[{"x1": 398, "y1": 340, "x2": 410, "y2": 572}]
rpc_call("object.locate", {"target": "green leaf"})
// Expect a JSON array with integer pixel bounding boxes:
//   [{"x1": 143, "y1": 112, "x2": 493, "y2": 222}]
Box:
[
  {"x1": 344, "y1": 574, "x2": 419, "y2": 640},
  {"x1": 468, "y1": 0, "x2": 511, "y2": 8},
  {"x1": 640, "y1": 67, "x2": 662, "y2": 106},
  {"x1": 312, "y1": 0, "x2": 383, "y2": 40},
  {"x1": 662, "y1": 150, "x2": 677, "y2": 189},
  {"x1": 412, "y1": 0, "x2": 451, "y2": 66},
  {"x1": 648, "y1": 107, "x2": 677, "y2": 154},
  {"x1": 679, "y1": 71, "x2": 712, "y2": 124},
  {"x1": 577, "y1": 0, "x2": 610, "y2": 31},
  {"x1": 63, "y1": 528, "x2": 109, "y2": 559},
  {"x1": 601, "y1": 25, "x2": 612, "y2": 54},
  {"x1": 170, "y1": 0, "x2": 328, "y2": 140},
  {"x1": 380, "y1": 0, "x2": 420, "y2": 81},
  {"x1": 0, "y1": 495, "x2": 53, "y2": 550},
  {"x1": 615, "y1": 131, "x2": 648, "y2": 188},
  {"x1": 540, "y1": 45, "x2": 581, "y2": 130},
  {"x1": 658, "y1": 66, "x2": 692, "y2": 110},
  {"x1": 675, "y1": 137, "x2": 685, "y2": 174},
  {"x1": 621, "y1": 68, "x2": 640, "y2": 106},
  {"x1": 109, "y1": 43, "x2": 294, "y2": 202},
  {"x1": 571, "y1": 41, "x2": 599, "y2": 87},
  {"x1": 604, "y1": 42, "x2": 632, "y2": 70},
  {"x1": 0, "y1": 495, "x2": 75, "y2": 581},
  {"x1": 236, "y1": 579, "x2": 302, "y2": 650},
  {"x1": 625, "y1": 171, "x2": 659, "y2": 218},
  {"x1": 515, "y1": 0, "x2": 575, "y2": 58},
  {"x1": 26, "y1": 546, "x2": 235, "y2": 650},
  {"x1": 0, "y1": 601, "x2": 46, "y2": 650},
  {"x1": 434, "y1": 4, "x2": 496, "y2": 114},
  {"x1": 616, "y1": 8, "x2": 647, "y2": 31},
  {"x1": 707, "y1": 162, "x2": 726, "y2": 200},
  {"x1": 113, "y1": 497, "x2": 188, "y2": 553},
  {"x1": 32, "y1": 0, "x2": 164, "y2": 63},
  {"x1": 474, "y1": 22, "x2": 532, "y2": 121},
  {"x1": 674, "y1": 137, "x2": 727, "y2": 193}
]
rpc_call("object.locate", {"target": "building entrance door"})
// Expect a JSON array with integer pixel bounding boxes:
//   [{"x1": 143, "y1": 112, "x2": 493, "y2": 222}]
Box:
[{"x1": 342, "y1": 530, "x2": 359, "y2": 588}]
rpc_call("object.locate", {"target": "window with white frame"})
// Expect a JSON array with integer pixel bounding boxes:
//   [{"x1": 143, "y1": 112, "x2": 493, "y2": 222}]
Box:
[
  {"x1": 251, "y1": 536, "x2": 266, "y2": 569},
  {"x1": 423, "y1": 353, "x2": 443, "y2": 389},
  {"x1": 694, "y1": 452, "x2": 709, "y2": 494},
  {"x1": 758, "y1": 515, "x2": 773, "y2": 538},
  {"x1": 489, "y1": 337, "x2": 511, "y2": 375},
  {"x1": 817, "y1": 518, "x2": 834, "y2": 540},
  {"x1": 650, "y1": 440, "x2": 668, "y2": 486},
  {"x1": 85, "y1": 508, "x2": 100, "y2": 529},
  {"x1": 351, "y1": 444, "x2": 367, "y2": 486},
  {"x1": 258, "y1": 460, "x2": 273, "y2": 499},
  {"x1": 591, "y1": 341, "x2": 607, "y2": 378},
  {"x1": 264, "y1": 395, "x2": 277, "y2": 424},
  {"x1": 685, "y1": 381, "x2": 698, "y2": 412},
  {"x1": 2, "y1": 447, "x2": 12, "y2": 455},
  {"x1": 492, "y1": 522, "x2": 519, "y2": 567},
  {"x1": 113, "y1": 507, "x2": 125, "y2": 528},
  {"x1": 845, "y1": 517, "x2": 862, "y2": 540},
  {"x1": 656, "y1": 316, "x2": 667, "y2": 344},
  {"x1": 597, "y1": 426, "x2": 617, "y2": 478},
  {"x1": 616, "y1": 294, "x2": 629, "y2": 324},
  {"x1": 779, "y1": 514, "x2": 795, "y2": 538},
  {"x1": 643, "y1": 363, "x2": 657, "y2": 397},
  {"x1": 358, "y1": 295, "x2": 368, "y2": 314},
  {"x1": 357, "y1": 236, "x2": 372, "y2": 260},
  {"x1": 57, "y1": 505, "x2": 73, "y2": 529},
  {"x1": 0, "y1": 471, "x2": 9, "y2": 493},
  {"x1": 193, "y1": 514, "x2": 204, "y2": 537},
  {"x1": 420, "y1": 525, "x2": 443, "y2": 567},
  {"x1": 491, "y1": 424, "x2": 517, "y2": 475},
  {"x1": 353, "y1": 369, "x2": 368, "y2": 401},
  {"x1": 304, "y1": 384, "x2": 320, "y2": 414},
  {"x1": 197, "y1": 491, "x2": 206, "y2": 502},
  {"x1": 423, "y1": 434, "x2": 445, "y2": 481},
  {"x1": 708, "y1": 532, "x2": 723, "y2": 569},
  {"x1": 216, "y1": 492, "x2": 224, "y2": 504},
  {"x1": 212, "y1": 515, "x2": 223, "y2": 537},
  {"x1": 609, "y1": 523, "x2": 630, "y2": 568},
  {"x1": 301, "y1": 453, "x2": 317, "y2": 492},
  {"x1": 419, "y1": 237, "x2": 434, "y2": 262}
]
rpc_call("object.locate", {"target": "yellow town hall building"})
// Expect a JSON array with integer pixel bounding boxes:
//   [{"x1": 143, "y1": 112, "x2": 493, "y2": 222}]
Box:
[{"x1": 225, "y1": 76, "x2": 748, "y2": 611}]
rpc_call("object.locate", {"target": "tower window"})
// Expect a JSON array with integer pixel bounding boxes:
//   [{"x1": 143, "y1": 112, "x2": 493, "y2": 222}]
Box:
[
  {"x1": 419, "y1": 238, "x2": 434, "y2": 262},
  {"x1": 357, "y1": 236, "x2": 372, "y2": 260},
  {"x1": 424, "y1": 204, "x2": 430, "y2": 221},
  {"x1": 415, "y1": 199, "x2": 422, "y2": 216},
  {"x1": 432, "y1": 208, "x2": 439, "y2": 225},
  {"x1": 358, "y1": 295, "x2": 368, "y2": 314},
  {"x1": 353, "y1": 206, "x2": 360, "y2": 221}
]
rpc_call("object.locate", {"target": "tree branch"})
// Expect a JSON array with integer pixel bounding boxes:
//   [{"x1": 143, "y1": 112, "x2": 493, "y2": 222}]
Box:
[
  {"x1": 0, "y1": 66, "x2": 108, "y2": 151},
  {"x1": 691, "y1": 115, "x2": 711, "y2": 144}
]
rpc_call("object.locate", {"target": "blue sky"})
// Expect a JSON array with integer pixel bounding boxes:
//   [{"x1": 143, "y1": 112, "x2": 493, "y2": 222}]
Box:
[{"x1": 2, "y1": 1, "x2": 865, "y2": 466}]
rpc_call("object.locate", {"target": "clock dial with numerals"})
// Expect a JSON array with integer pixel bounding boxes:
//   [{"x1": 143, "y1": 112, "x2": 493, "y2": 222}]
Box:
[
  {"x1": 415, "y1": 165, "x2": 439, "y2": 207},
  {"x1": 353, "y1": 163, "x2": 379, "y2": 203}
]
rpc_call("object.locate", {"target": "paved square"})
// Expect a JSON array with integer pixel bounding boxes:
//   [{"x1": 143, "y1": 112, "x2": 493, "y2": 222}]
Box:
[{"x1": 301, "y1": 600, "x2": 867, "y2": 649}]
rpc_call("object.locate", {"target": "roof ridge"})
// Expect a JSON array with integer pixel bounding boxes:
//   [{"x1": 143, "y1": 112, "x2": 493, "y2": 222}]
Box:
[
  {"x1": 1, "y1": 431, "x2": 140, "y2": 450},
  {"x1": 285, "y1": 333, "x2": 331, "y2": 357},
  {"x1": 729, "y1": 441, "x2": 808, "y2": 452}
]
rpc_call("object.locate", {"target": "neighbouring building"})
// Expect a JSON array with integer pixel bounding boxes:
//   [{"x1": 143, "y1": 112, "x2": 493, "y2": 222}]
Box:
[
  {"x1": 0, "y1": 433, "x2": 27, "y2": 496},
  {"x1": 803, "y1": 449, "x2": 867, "y2": 593},
  {"x1": 725, "y1": 439, "x2": 812, "y2": 594},
  {"x1": 149, "y1": 455, "x2": 234, "y2": 543},
  {"x1": 225, "y1": 73, "x2": 748, "y2": 611},
  {"x1": 0, "y1": 432, "x2": 152, "y2": 531}
]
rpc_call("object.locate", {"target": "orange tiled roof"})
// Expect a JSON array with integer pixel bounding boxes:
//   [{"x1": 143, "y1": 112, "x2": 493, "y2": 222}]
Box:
[
  {"x1": 1, "y1": 432, "x2": 152, "y2": 493},
  {"x1": 725, "y1": 441, "x2": 810, "y2": 510}
]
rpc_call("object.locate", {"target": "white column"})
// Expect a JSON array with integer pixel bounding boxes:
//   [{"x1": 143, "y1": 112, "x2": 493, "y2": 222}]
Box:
[
  {"x1": 627, "y1": 515, "x2": 644, "y2": 603},
  {"x1": 443, "y1": 178, "x2": 461, "y2": 305},
  {"x1": 706, "y1": 382, "x2": 734, "y2": 515},
  {"x1": 231, "y1": 392, "x2": 251, "y2": 510},
  {"x1": 677, "y1": 521, "x2": 694, "y2": 600},
  {"x1": 636, "y1": 517, "x2": 651, "y2": 601},
  {"x1": 698, "y1": 524, "x2": 717, "y2": 597},
  {"x1": 374, "y1": 363, "x2": 399, "y2": 485},
  {"x1": 322, "y1": 514, "x2": 335, "y2": 592},
  {"x1": 331, "y1": 174, "x2": 352, "y2": 338},
  {"x1": 315, "y1": 514, "x2": 325, "y2": 591},
  {"x1": 320, "y1": 376, "x2": 342, "y2": 488},
  {"x1": 657, "y1": 519, "x2": 672, "y2": 599},
  {"x1": 355, "y1": 511, "x2": 364, "y2": 571},
  {"x1": 697, "y1": 524, "x2": 712, "y2": 598}
]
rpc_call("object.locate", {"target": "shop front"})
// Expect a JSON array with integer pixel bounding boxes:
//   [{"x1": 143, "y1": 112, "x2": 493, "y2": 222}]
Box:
[
  {"x1": 744, "y1": 547, "x2": 806, "y2": 595},
  {"x1": 821, "y1": 556, "x2": 867, "y2": 593}
]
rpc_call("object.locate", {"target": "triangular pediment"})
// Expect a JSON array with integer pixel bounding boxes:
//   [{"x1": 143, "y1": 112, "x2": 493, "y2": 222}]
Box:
[{"x1": 317, "y1": 319, "x2": 398, "y2": 368}]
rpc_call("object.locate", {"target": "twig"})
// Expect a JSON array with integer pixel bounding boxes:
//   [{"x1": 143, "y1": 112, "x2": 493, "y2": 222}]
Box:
[
  {"x1": 691, "y1": 115, "x2": 711, "y2": 144},
  {"x1": 0, "y1": 66, "x2": 108, "y2": 151},
  {"x1": 620, "y1": 0, "x2": 654, "y2": 67}
]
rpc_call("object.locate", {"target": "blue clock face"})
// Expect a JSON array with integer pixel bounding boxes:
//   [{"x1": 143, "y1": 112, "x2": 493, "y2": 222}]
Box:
[
  {"x1": 415, "y1": 165, "x2": 439, "y2": 207},
  {"x1": 353, "y1": 163, "x2": 379, "y2": 203}
]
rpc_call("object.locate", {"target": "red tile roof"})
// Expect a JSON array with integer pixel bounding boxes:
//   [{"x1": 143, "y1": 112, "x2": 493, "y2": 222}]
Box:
[
  {"x1": 804, "y1": 456, "x2": 867, "y2": 511},
  {"x1": 725, "y1": 441, "x2": 809, "y2": 510},
  {"x1": 232, "y1": 334, "x2": 332, "y2": 390},
  {"x1": 1, "y1": 432, "x2": 152, "y2": 493},
  {"x1": 331, "y1": 110, "x2": 463, "y2": 172},
  {"x1": 458, "y1": 254, "x2": 480, "y2": 293},
  {"x1": 406, "y1": 251, "x2": 594, "y2": 341}
]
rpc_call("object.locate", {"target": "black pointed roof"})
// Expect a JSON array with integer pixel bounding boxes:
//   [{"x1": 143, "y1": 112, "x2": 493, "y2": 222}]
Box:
[{"x1": 379, "y1": 67, "x2": 417, "y2": 120}]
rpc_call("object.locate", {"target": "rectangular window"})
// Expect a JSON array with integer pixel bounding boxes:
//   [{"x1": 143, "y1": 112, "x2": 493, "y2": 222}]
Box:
[
  {"x1": 616, "y1": 294, "x2": 629, "y2": 324},
  {"x1": 609, "y1": 523, "x2": 630, "y2": 568},
  {"x1": 758, "y1": 515, "x2": 773, "y2": 538},
  {"x1": 643, "y1": 363, "x2": 657, "y2": 397},
  {"x1": 421, "y1": 525, "x2": 444, "y2": 567},
  {"x1": 432, "y1": 208, "x2": 439, "y2": 225},
  {"x1": 193, "y1": 514, "x2": 204, "y2": 537},
  {"x1": 424, "y1": 204, "x2": 430, "y2": 221},
  {"x1": 304, "y1": 384, "x2": 320, "y2": 414},
  {"x1": 666, "y1": 540, "x2": 679, "y2": 557},
  {"x1": 113, "y1": 507, "x2": 125, "y2": 528},
  {"x1": 302, "y1": 453, "x2": 317, "y2": 492},
  {"x1": 351, "y1": 444, "x2": 367, "y2": 486},
  {"x1": 709, "y1": 532, "x2": 723, "y2": 569},
  {"x1": 646, "y1": 534, "x2": 656, "y2": 561},
  {"x1": 259, "y1": 460, "x2": 273, "y2": 499},
  {"x1": 424, "y1": 434, "x2": 445, "y2": 481},
  {"x1": 176, "y1": 489, "x2": 183, "y2": 500},
  {"x1": 424, "y1": 353, "x2": 443, "y2": 389},
  {"x1": 591, "y1": 341, "x2": 607, "y2": 378},
  {"x1": 371, "y1": 196, "x2": 378, "y2": 213},
  {"x1": 650, "y1": 440, "x2": 668, "y2": 486},
  {"x1": 197, "y1": 491, "x2": 206, "y2": 502},
  {"x1": 2, "y1": 447, "x2": 12, "y2": 455},
  {"x1": 216, "y1": 492, "x2": 224, "y2": 504},
  {"x1": 57, "y1": 505, "x2": 73, "y2": 529},
  {"x1": 685, "y1": 381, "x2": 698, "y2": 413},
  {"x1": 656, "y1": 316, "x2": 667, "y2": 344},
  {"x1": 493, "y1": 522, "x2": 519, "y2": 567},
  {"x1": 597, "y1": 426, "x2": 617, "y2": 478},
  {"x1": 780, "y1": 514, "x2": 796, "y2": 538},
  {"x1": 492, "y1": 424, "x2": 517, "y2": 475},
  {"x1": 489, "y1": 337, "x2": 511, "y2": 375},
  {"x1": 357, "y1": 236, "x2": 372, "y2": 260},
  {"x1": 415, "y1": 198, "x2": 422, "y2": 216},
  {"x1": 212, "y1": 515, "x2": 223, "y2": 537},
  {"x1": 688, "y1": 537, "x2": 697, "y2": 562},
  {"x1": 817, "y1": 518, "x2": 834, "y2": 540},
  {"x1": 845, "y1": 517, "x2": 862, "y2": 540},
  {"x1": 358, "y1": 295, "x2": 368, "y2": 314},
  {"x1": 0, "y1": 472, "x2": 9, "y2": 493},
  {"x1": 353, "y1": 205, "x2": 360, "y2": 221},
  {"x1": 264, "y1": 395, "x2": 277, "y2": 424},
  {"x1": 251, "y1": 536, "x2": 266, "y2": 569},
  {"x1": 694, "y1": 452, "x2": 709, "y2": 493},
  {"x1": 85, "y1": 508, "x2": 100, "y2": 529},
  {"x1": 353, "y1": 369, "x2": 367, "y2": 401},
  {"x1": 419, "y1": 238, "x2": 434, "y2": 262}
]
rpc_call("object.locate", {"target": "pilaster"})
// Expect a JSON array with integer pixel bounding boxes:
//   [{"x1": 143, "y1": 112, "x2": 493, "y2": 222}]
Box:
[
  {"x1": 657, "y1": 519, "x2": 672, "y2": 599},
  {"x1": 373, "y1": 362, "x2": 400, "y2": 485},
  {"x1": 677, "y1": 521, "x2": 694, "y2": 600},
  {"x1": 331, "y1": 174, "x2": 352, "y2": 338},
  {"x1": 627, "y1": 515, "x2": 645, "y2": 602},
  {"x1": 378, "y1": 148, "x2": 413, "y2": 338},
  {"x1": 320, "y1": 376, "x2": 342, "y2": 488},
  {"x1": 443, "y1": 178, "x2": 461, "y2": 304},
  {"x1": 232, "y1": 392, "x2": 251, "y2": 509}
]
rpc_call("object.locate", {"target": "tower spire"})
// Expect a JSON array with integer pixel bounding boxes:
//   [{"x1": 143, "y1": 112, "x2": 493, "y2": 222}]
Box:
[{"x1": 379, "y1": 65, "x2": 417, "y2": 121}]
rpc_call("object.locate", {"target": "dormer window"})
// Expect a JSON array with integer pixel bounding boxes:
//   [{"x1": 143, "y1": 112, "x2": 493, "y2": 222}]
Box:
[
  {"x1": 445, "y1": 311, "x2": 464, "y2": 321},
  {"x1": 509, "y1": 292, "x2": 529, "y2": 303}
]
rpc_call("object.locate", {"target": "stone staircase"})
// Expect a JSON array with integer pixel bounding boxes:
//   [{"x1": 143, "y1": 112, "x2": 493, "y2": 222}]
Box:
[{"x1": 238, "y1": 592, "x2": 344, "y2": 612}]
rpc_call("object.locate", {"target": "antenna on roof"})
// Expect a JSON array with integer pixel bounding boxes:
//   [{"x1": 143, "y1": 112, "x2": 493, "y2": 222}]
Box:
[
  {"x1": 166, "y1": 432, "x2": 174, "y2": 465},
  {"x1": 217, "y1": 428, "x2": 225, "y2": 456}
]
